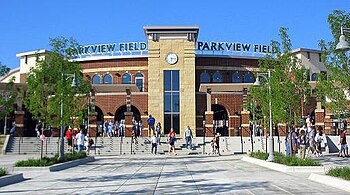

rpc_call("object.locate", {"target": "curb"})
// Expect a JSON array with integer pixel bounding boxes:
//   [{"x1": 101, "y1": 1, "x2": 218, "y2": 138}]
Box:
[
  {"x1": 308, "y1": 173, "x2": 350, "y2": 192},
  {"x1": 14, "y1": 156, "x2": 95, "y2": 172},
  {"x1": 0, "y1": 173, "x2": 24, "y2": 187},
  {"x1": 241, "y1": 156, "x2": 325, "y2": 173}
]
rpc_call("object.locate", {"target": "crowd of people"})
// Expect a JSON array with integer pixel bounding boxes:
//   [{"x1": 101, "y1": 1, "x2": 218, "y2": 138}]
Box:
[{"x1": 65, "y1": 128, "x2": 94, "y2": 155}]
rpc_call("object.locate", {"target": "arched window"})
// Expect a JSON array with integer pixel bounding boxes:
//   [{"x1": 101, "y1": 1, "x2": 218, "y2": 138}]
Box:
[
  {"x1": 200, "y1": 72, "x2": 210, "y2": 83},
  {"x1": 311, "y1": 73, "x2": 318, "y2": 81},
  {"x1": 103, "y1": 74, "x2": 112, "y2": 84},
  {"x1": 122, "y1": 73, "x2": 132, "y2": 84},
  {"x1": 232, "y1": 73, "x2": 242, "y2": 83},
  {"x1": 135, "y1": 73, "x2": 144, "y2": 92},
  {"x1": 244, "y1": 72, "x2": 254, "y2": 83},
  {"x1": 212, "y1": 72, "x2": 223, "y2": 83},
  {"x1": 92, "y1": 74, "x2": 101, "y2": 84}
]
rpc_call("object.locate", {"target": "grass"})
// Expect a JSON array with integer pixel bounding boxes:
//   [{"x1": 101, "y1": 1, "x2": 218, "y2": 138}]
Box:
[
  {"x1": 250, "y1": 151, "x2": 321, "y2": 166},
  {"x1": 0, "y1": 168, "x2": 7, "y2": 177},
  {"x1": 15, "y1": 152, "x2": 87, "y2": 167},
  {"x1": 327, "y1": 167, "x2": 350, "y2": 181}
]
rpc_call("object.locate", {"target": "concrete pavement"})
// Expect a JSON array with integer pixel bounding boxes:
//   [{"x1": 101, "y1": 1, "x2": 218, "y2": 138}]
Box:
[{"x1": 0, "y1": 154, "x2": 348, "y2": 194}]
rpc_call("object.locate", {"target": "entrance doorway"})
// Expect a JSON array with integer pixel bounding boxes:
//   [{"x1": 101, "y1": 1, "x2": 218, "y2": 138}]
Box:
[
  {"x1": 212, "y1": 104, "x2": 229, "y2": 136},
  {"x1": 114, "y1": 105, "x2": 141, "y2": 122}
]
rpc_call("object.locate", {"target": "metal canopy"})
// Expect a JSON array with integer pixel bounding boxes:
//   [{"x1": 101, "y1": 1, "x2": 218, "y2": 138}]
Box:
[
  {"x1": 199, "y1": 83, "x2": 253, "y2": 93},
  {"x1": 92, "y1": 84, "x2": 140, "y2": 93}
]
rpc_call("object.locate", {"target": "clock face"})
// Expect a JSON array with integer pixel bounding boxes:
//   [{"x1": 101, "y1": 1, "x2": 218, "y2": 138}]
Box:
[{"x1": 165, "y1": 53, "x2": 178, "y2": 65}]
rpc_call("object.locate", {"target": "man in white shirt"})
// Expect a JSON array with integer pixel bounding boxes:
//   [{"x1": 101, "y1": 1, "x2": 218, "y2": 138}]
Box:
[
  {"x1": 76, "y1": 129, "x2": 85, "y2": 153},
  {"x1": 184, "y1": 126, "x2": 193, "y2": 149}
]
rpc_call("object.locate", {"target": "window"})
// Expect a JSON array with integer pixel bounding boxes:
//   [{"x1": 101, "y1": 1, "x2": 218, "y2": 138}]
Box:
[
  {"x1": 103, "y1": 74, "x2": 112, "y2": 84},
  {"x1": 122, "y1": 73, "x2": 132, "y2": 84},
  {"x1": 311, "y1": 73, "x2": 317, "y2": 81},
  {"x1": 244, "y1": 72, "x2": 254, "y2": 83},
  {"x1": 164, "y1": 70, "x2": 180, "y2": 134},
  {"x1": 200, "y1": 72, "x2": 210, "y2": 83},
  {"x1": 92, "y1": 74, "x2": 101, "y2": 84},
  {"x1": 318, "y1": 53, "x2": 322, "y2": 62},
  {"x1": 232, "y1": 73, "x2": 242, "y2": 83},
  {"x1": 212, "y1": 72, "x2": 223, "y2": 83},
  {"x1": 135, "y1": 73, "x2": 144, "y2": 92},
  {"x1": 307, "y1": 52, "x2": 311, "y2": 60}
]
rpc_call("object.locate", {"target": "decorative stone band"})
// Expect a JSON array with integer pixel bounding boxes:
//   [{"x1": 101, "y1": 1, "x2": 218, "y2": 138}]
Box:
[
  {"x1": 241, "y1": 124, "x2": 250, "y2": 127},
  {"x1": 89, "y1": 124, "x2": 97, "y2": 128},
  {"x1": 15, "y1": 124, "x2": 24, "y2": 127},
  {"x1": 205, "y1": 124, "x2": 213, "y2": 128}
]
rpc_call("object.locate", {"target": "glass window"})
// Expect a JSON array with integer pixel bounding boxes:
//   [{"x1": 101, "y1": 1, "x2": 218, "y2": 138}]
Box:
[
  {"x1": 164, "y1": 70, "x2": 180, "y2": 134},
  {"x1": 244, "y1": 72, "x2": 254, "y2": 83},
  {"x1": 172, "y1": 92, "x2": 180, "y2": 112},
  {"x1": 200, "y1": 72, "x2": 210, "y2": 83},
  {"x1": 135, "y1": 73, "x2": 144, "y2": 92},
  {"x1": 213, "y1": 72, "x2": 223, "y2": 83},
  {"x1": 122, "y1": 73, "x2": 132, "y2": 84},
  {"x1": 103, "y1": 74, "x2": 112, "y2": 84},
  {"x1": 172, "y1": 71, "x2": 179, "y2": 91},
  {"x1": 232, "y1": 73, "x2": 242, "y2": 83},
  {"x1": 164, "y1": 92, "x2": 171, "y2": 112},
  {"x1": 92, "y1": 75, "x2": 101, "y2": 84},
  {"x1": 164, "y1": 71, "x2": 171, "y2": 91},
  {"x1": 311, "y1": 73, "x2": 318, "y2": 81}
]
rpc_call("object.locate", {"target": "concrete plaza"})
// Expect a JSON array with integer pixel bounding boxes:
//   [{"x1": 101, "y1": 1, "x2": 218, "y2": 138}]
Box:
[{"x1": 0, "y1": 154, "x2": 348, "y2": 194}]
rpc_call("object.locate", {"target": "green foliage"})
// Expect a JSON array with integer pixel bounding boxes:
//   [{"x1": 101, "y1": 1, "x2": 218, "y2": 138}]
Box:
[
  {"x1": 15, "y1": 152, "x2": 87, "y2": 167},
  {"x1": 0, "y1": 78, "x2": 18, "y2": 120},
  {"x1": 327, "y1": 167, "x2": 350, "y2": 181},
  {"x1": 250, "y1": 27, "x2": 311, "y2": 131},
  {"x1": 0, "y1": 62, "x2": 10, "y2": 77},
  {"x1": 317, "y1": 10, "x2": 350, "y2": 117},
  {"x1": 24, "y1": 37, "x2": 91, "y2": 130},
  {"x1": 250, "y1": 151, "x2": 320, "y2": 166},
  {"x1": 0, "y1": 168, "x2": 8, "y2": 177}
]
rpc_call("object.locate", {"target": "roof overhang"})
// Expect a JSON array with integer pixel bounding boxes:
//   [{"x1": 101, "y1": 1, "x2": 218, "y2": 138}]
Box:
[
  {"x1": 92, "y1": 84, "x2": 139, "y2": 93},
  {"x1": 199, "y1": 83, "x2": 253, "y2": 93}
]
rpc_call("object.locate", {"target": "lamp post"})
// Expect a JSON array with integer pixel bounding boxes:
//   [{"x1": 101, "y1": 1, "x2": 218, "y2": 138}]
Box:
[
  {"x1": 336, "y1": 26, "x2": 350, "y2": 52},
  {"x1": 59, "y1": 73, "x2": 78, "y2": 161},
  {"x1": 253, "y1": 69, "x2": 274, "y2": 161}
]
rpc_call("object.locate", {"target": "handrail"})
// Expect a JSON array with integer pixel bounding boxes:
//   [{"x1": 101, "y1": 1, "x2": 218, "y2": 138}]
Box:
[{"x1": 18, "y1": 136, "x2": 23, "y2": 155}]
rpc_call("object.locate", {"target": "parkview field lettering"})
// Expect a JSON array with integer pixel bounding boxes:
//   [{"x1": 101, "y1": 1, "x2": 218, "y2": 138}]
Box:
[
  {"x1": 75, "y1": 42, "x2": 147, "y2": 56},
  {"x1": 197, "y1": 41, "x2": 273, "y2": 54}
]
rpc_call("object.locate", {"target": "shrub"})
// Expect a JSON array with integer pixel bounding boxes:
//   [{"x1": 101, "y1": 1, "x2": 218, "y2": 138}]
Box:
[
  {"x1": 250, "y1": 151, "x2": 320, "y2": 166},
  {"x1": 0, "y1": 168, "x2": 7, "y2": 177},
  {"x1": 250, "y1": 151, "x2": 268, "y2": 160},
  {"x1": 15, "y1": 151, "x2": 87, "y2": 167},
  {"x1": 327, "y1": 167, "x2": 350, "y2": 181}
]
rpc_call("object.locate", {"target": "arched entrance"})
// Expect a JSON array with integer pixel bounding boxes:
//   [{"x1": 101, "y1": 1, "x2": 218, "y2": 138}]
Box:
[
  {"x1": 212, "y1": 104, "x2": 229, "y2": 136},
  {"x1": 114, "y1": 105, "x2": 141, "y2": 122},
  {"x1": 95, "y1": 106, "x2": 104, "y2": 134}
]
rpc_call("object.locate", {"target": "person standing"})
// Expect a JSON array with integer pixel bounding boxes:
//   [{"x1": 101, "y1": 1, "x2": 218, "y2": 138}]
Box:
[
  {"x1": 119, "y1": 120, "x2": 125, "y2": 137},
  {"x1": 138, "y1": 120, "x2": 144, "y2": 137},
  {"x1": 168, "y1": 128, "x2": 177, "y2": 155},
  {"x1": 151, "y1": 132, "x2": 158, "y2": 155},
  {"x1": 298, "y1": 128, "x2": 307, "y2": 159},
  {"x1": 184, "y1": 126, "x2": 193, "y2": 149},
  {"x1": 108, "y1": 120, "x2": 114, "y2": 137},
  {"x1": 114, "y1": 120, "x2": 119, "y2": 137},
  {"x1": 215, "y1": 133, "x2": 221, "y2": 156},
  {"x1": 339, "y1": 129, "x2": 349, "y2": 157},
  {"x1": 314, "y1": 128, "x2": 324, "y2": 157},
  {"x1": 147, "y1": 115, "x2": 156, "y2": 136},
  {"x1": 155, "y1": 122, "x2": 162, "y2": 145},
  {"x1": 84, "y1": 133, "x2": 92, "y2": 155},
  {"x1": 103, "y1": 120, "x2": 108, "y2": 137},
  {"x1": 65, "y1": 128, "x2": 73, "y2": 151},
  {"x1": 76, "y1": 129, "x2": 85, "y2": 153}
]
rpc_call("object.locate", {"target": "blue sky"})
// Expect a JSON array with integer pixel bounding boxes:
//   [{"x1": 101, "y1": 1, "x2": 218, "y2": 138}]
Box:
[{"x1": 0, "y1": 0, "x2": 349, "y2": 69}]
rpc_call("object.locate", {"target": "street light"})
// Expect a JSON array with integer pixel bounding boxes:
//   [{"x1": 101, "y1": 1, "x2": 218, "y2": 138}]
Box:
[
  {"x1": 253, "y1": 69, "x2": 274, "y2": 161},
  {"x1": 336, "y1": 26, "x2": 350, "y2": 52},
  {"x1": 59, "y1": 73, "x2": 78, "y2": 161}
]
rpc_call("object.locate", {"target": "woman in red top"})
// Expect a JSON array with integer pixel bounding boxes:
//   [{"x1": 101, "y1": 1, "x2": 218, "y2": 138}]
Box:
[
  {"x1": 65, "y1": 128, "x2": 73, "y2": 151},
  {"x1": 168, "y1": 128, "x2": 177, "y2": 155}
]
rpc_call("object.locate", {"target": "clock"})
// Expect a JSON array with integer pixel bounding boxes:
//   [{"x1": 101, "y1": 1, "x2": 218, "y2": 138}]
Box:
[{"x1": 165, "y1": 53, "x2": 178, "y2": 65}]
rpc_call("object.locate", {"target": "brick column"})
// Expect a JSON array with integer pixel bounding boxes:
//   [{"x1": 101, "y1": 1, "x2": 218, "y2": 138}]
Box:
[
  {"x1": 315, "y1": 102, "x2": 325, "y2": 132},
  {"x1": 14, "y1": 110, "x2": 25, "y2": 137},
  {"x1": 124, "y1": 112, "x2": 133, "y2": 137},
  {"x1": 324, "y1": 115, "x2": 333, "y2": 135},
  {"x1": 140, "y1": 115, "x2": 148, "y2": 137},
  {"x1": 241, "y1": 110, "x2": 250, "y2": 137},
  {"x1": 89, "y1": 112, "x2": 97, "y2": 137},
  {"x1": 229, "y1": 115, "x2": 241, "y2": 136},
  {"x1": 205, "y1": 111, "x2": 214, "y2": 137},
  {"x1": 278, "y1": 123, "x2": 287, "y2": 136}
]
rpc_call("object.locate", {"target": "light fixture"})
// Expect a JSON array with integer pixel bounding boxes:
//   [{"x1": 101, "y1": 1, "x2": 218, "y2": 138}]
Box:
[{"x1": 336, "y1": 26, "x2": 350, "y2": 51}]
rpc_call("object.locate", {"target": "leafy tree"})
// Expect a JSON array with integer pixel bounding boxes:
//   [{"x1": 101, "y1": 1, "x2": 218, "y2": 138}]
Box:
[
  {"x1": 0, "y1": 62, "x2": 10, "y2": 77},
  {"x1": 0, "y1": 78, "x2": 18, "y2": 134},
  {"x1": 318, "y1": 10, "x2": 350, "y2": 118},
  {"x1": 24, "y1": 37, "x2": 91, "y2": 158},
  {"x1": 250, "y1": 27, "x2": 311, "y2": 133}
]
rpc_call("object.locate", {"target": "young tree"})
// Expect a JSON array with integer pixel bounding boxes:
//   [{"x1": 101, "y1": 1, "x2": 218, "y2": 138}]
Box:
[
  {"x1": 250, "y1": 27, "x2": 311, "y2": 134},
  {"x1": 0, "y1": 61, "x2": 10, "y2": 77},
  {"x1": 24, "y1": 37, "x2": 91, "y2": 159},
  {"x1": 317, "y1": 10, "x2": 350, "y2": 118},
  {"x1": 0, "y1": 78, "x2": 18, "y2": 134}
]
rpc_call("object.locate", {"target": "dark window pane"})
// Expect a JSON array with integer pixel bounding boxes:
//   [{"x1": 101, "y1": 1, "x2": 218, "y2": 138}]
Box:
[
  {"x1": 173, "y1": 114, "x2": 180, "y2": 134},
  {"x1": 200, "y1": 72, "x2": 210, "y2": 83},
  {"x1": 232, "y1": 73, "x2": 242, "y2": 83},
  {"x1": 164, "y1": 70, "x2": 171, "y2": 91},
  {"x1": 164, "y1": 114, "x2": 171, "y2": 135},
  {"x1": 136, "y1": 78, "x2": 143, "y2": 92},
  {"x1": 92, "y1": 75, "x2": 100, "y2": 84},
  {"x1": 122, "y1": 73, "x2": 131, "y2": 84},
  {"x1": 213, "y1": 72, "x2": 223, "y2": 83},
  {"x1": 311, "y1": 73, "x2": 318, "y2": 81},
  {"x1": 172, "y1": 71, "x2": 179, "y2": 91},
  {"x1": 164, "y1": 92, "x2": 171, "y2": 112},
  {"x1": 244, "y1": 72, "x2": 254, "y2": 83},
  {"x1": 135, "y1": 73, "x2": 143, "y2": 78},
  {"x1": 172, "y1": 92, "x2": 180, "y2": 112},
  {"x1": 103, "y1": 74, "x2": 112, "y2": 84}
]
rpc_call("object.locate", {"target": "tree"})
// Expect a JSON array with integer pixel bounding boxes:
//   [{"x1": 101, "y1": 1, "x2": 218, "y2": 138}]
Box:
[
  {"x1": 317, "y1": 10, "x2": 350, "y2": 118},
  {"x1": 24, "y1": 37, "x2": 91, "y2": 159},
  {"x1": 250, "y1": 27, "x2": 311, "y2": 133},
  {"x1": 0, "y1": 61, "x2": 10, "y2": 77},
  {"x1": 0, "y1": 78, "x2": 18, "y2": 134}
]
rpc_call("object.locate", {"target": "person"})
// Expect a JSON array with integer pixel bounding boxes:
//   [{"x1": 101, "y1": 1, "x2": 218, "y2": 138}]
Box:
[
  {"x1": 298, "y1": 128, "x2": 307, "y2": 159},
  {"x1": 215, "y1": 133, "x2": 221, "y2": 156},
  {"x1": 184, "y1": 126, "x2": 193, "y2": 149},
  {"x1": 35, "y1": 122, "x2": 41, "y2": 137},
  {"x1": 168, "y1": 128, "x2": 177, "y2": 155},
  {"x1": 314, "y1": 128, "x2": 324, "y2": 157},
  {"x1": 84, "y1": 133, "x2": 92, "y2": 155},
  {"x1": 306, "y1": 126, "x2": 316, "y2": 157},
  {"x1": 65, "y1": 128, "x2": 73, "y2": 151},
  {"x1": 132, "y1": 122, "x2": 138, "y2": 144},
  {"x1": 210, "y1": 137, "x2": 215, "y2": 155},
  {"x1": 147, "y1": 115, "x2": 156, "y2": 136},
  {"x1": 155, "y1": 122, "x2": 162, "y2": 145},
  {"x1": 285, "y1": 132, "x2": 291, "y2": 157},
  {"x1": 119, "y1": 120, "x2": 125, "y2": 137},
  {"x1": 114, "y1": 120, "x2": 119, "y2": 137},
  {"x1": 108, "y1": 120, "x2": 114, "y2": 137},
  {"x1": 151, "y1": 132, "x2": 158, "y2": 155},
  {"x1": 75, "y1": 129, "x2": 85, "y2": 153},
  {"x1": 103, "y1": 120, "x2": 108, "y2": 137},
  {"x1": 290, "y1": 128, "x2": 298, "y2": 156},
  {"x1": 9, "y1": 125, "x2": 16, "y2": 137},
  {"x1": 138, "y1": 120, "x2": 143, "y2": 137},
  {"x1": 339, "y1": 129, "x2": 349, "y2": 157}
]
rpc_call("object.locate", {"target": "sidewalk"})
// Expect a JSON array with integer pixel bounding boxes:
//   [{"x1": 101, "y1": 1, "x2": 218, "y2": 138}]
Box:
[{"x1": 312, "y1": 153, "x2": 350, "y2": 171}]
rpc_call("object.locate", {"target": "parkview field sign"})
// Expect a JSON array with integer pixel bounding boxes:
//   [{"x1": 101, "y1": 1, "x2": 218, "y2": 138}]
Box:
[{"x1": 74, "y1": 41, "x2": 272, "y2": 56}]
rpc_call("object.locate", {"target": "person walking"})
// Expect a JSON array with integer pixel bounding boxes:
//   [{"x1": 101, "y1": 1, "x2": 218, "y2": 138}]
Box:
[
  {"x1": 147, "y1": 115, "x2": 156, "y2": 136},
  {"x1": 339, "y1": 129, "x2": 349, "y2": 157},
  {"x1": 168, "y1": 128, "x2": 177, "y2": 155},
  {"x1": 151, "y1": 132, "x2": 158, "y2": 155},
  {"x1": 119, "y1": 121, "x2": 125, "y2": 137},
  {"x1": 84, "y1": 133, "x2": 92, "y2": 155},
  {"x1": 65, "y1": 128, "x2": 73, "y2": 151},
  {"x1": 184, "y1": 126, "x2": 193, "y2": 149},
  {"x1": 138, "y1": 120, "x2": 144, "y2": 137},
  {"x1": 114, "y1": 120, "x2": 119, "y2": 137},
  {"x1": 155, "y1": 122, "x2": 162, "y2": 145},
  {"x1": 103, "y1": 120, "x2": 108, "y2": 137},
  {"x1": 314, "y1": 128, "x2": 324, "y2": 157},
  {"x1": 298, "y1": 128, "x2": 307, "y2": 159},
  {"x1": 75, "y1": 129, "x2": 85, "y2": 153},
  {"x1": 215, "y1": 133, "x2": 221, "y2": 156}
]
